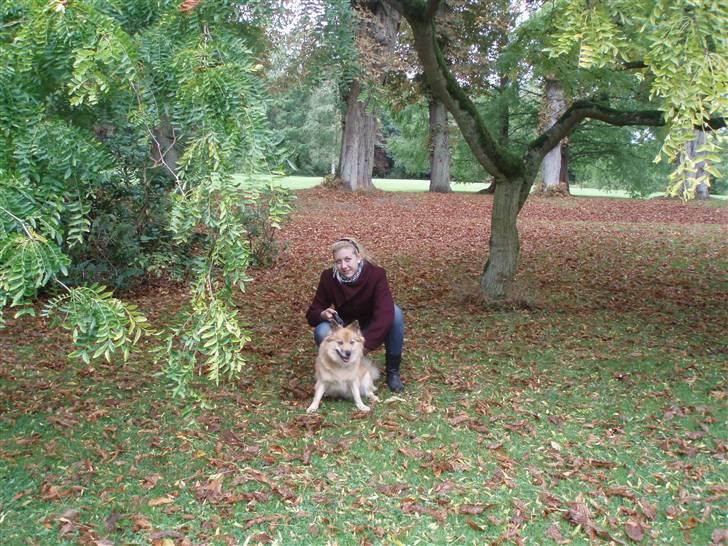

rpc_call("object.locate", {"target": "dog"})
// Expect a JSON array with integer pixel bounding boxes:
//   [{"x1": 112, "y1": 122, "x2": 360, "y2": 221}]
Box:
[{"x1": 306, "y1": 320, "x2": 380, "y2": 413}]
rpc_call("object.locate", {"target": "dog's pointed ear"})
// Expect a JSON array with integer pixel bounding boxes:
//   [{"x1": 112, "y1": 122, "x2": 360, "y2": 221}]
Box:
[
  {"x1": 348, "y1": 320, "x2": 361, "y2": 332},
  {"x1": 328, "y1": 319, "x2": 341, "y2": 331}
]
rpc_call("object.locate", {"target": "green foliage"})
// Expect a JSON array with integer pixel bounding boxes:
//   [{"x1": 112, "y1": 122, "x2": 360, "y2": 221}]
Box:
[
  {"x1": 156, "y1": 286, "x2": 250, "y2": 400},
  {"x1": 43, "y1": 284, "x2": 149, "y2": 363},
  {"x1": 269, "y1": 82, "x2": 342, "y2": 176},
  {"x1": 545, "y1": 0, "x2": 727, "y2": 197},
  {"x1": 0, "y1": 0, "x2": 292, "y2": 398},
  {"x1": 570, "y1": 125, "x2": 673, "y2": 197},
  {"x1": 0, "y1": 232, "x2": 69, "y2": 311}
]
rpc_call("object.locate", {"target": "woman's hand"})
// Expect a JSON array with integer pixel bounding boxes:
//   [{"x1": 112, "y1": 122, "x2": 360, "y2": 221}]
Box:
[{"x1": 320, "y1": 308, "x2": 338, "y2": 321}]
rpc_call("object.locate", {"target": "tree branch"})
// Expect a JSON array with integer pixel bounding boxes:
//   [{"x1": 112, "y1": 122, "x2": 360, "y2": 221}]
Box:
[
  {"x1": 384, "y1": 0, "x2": 521, "y2": 181},
  {"x1": 526, "y1": 101, "x2": 665, "y2": 169}
]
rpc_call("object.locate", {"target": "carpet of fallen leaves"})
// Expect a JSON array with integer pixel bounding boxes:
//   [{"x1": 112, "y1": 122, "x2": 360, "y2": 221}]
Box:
[{"x1": 0, "y1": 189, "x2": 726, "y2": 546}]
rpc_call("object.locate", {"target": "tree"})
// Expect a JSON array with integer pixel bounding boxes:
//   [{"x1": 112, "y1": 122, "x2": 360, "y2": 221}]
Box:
[
  {"x1": 337, "y1": 1, "x2": 401, "y2": 191},
  {"x1": 383, "y1": 0, "x2": 726, "y2": 300},
  {"x1": 680, "y1": 130, "x2": 711, "y2": 199},
  {"x1": 428, "y1": 97, "x2": 452, "y2": 191},
  {"x1": 538, "y1": 77, "x2": 570, "y2": 195},
  {"x1": 0, "y1": 0, "x2": 292, "y2": 397}
]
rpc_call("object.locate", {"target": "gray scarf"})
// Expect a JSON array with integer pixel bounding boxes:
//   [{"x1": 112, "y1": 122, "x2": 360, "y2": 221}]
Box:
[{"x1": 333, "y1": 260, "x2": 365, "y2": 284}]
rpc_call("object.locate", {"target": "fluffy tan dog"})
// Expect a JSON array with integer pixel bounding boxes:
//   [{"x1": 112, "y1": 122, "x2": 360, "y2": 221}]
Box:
[{"x1": 306, "y1": 320, "x2": 380, "y2": 413}]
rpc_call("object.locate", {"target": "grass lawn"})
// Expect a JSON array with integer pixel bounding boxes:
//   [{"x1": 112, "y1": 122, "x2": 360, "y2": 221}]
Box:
[
  {"x1": 266, "y1": 175, "x2": 728, "y2": 200},
  {"x1": 1, "y1": 188, "x2": 726, "y2": 545}
]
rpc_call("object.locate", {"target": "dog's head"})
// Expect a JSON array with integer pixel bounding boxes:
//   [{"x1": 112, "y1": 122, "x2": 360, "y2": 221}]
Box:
[{"x1": 322, "y1": 320, "x2": 365, "y2": 365}]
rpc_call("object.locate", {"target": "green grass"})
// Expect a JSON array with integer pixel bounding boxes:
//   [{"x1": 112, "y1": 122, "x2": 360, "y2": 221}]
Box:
[
  {"x1": 1, "y1": 192, "x2": 726, "y2": 545},
  {"x1": 265, "y1": 175, "x2": 728, "y2": 200}
]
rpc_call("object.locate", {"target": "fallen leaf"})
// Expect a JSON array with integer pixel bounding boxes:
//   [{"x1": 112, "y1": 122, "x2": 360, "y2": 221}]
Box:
[
  {"x1": 142, "y1": 473, "x2": 162, "y2": 489},
  {"x1": 638, "y1": 499, "x2": 657, "y2": 520},
  {"x1": 712, "y1": 528, "x2": 728, "y2": 544},
  {"x1": 544, "y1": 523, "x2": 568, "y2": 543},
  {"x1": 459, "y1": 504, "x2": 492, "y2": 515},
  {"x1": 148, "y1": 495, "x2": 176, "y2": 507},
  {"x1": 625, "y1": 519, "x2": 645, "y2": 541},
  {"x1": 466, "y1": 519, "x2": 485, "y2": 532}
]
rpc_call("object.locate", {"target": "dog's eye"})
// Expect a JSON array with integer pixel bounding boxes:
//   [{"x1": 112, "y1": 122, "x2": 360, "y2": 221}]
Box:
[{"x1": 337, "y1": 341, "x2": 343, "y2": 346}]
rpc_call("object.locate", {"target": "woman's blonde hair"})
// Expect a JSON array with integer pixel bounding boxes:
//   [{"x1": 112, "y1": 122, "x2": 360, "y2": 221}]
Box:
[{"x1": 331, "y1": 237, "x2": 374, "y2": 263}]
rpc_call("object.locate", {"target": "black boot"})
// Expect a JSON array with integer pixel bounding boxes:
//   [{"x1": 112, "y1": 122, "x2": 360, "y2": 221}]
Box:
[{"x1": 385, "y1": 354, "x2": 404, "y2": 393}]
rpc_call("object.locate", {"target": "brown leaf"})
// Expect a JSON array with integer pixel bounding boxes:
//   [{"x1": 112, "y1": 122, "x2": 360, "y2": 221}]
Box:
[
  {"x1": 544, "y1": 523, "x2": 567, "y2": 543},
  {"x1": 130, "y1": 514, "x2": 152, "y2": 531},
  {"x1": 712, "y1": 528, "x2": 728, "y2": 545},
  {"x1": 448, "y1": 413, "x2": 470, "y2": 426},
  {"x1": 194, "y1": 477, "x2": 224, "y2": 504},
  {"x1": 458, "y1": 504, "x2": 492, "y2": 515},
  {"x1": 398, "y1": 446, "x2": 425, "y2": 458},
  {"x1": 104, "y1": 511, "x2": 124, "y2": 532},
  {"x1": 638, "y1": 499, "x2": 657, "y2": 520},
  {"x1": 625, "y1": 519, "x2": 645, "y2": 541},
  {"x1": 40, "y1": 484, "x2": 72, "y2": 501},
  {"x1": 245, "y1": 514, "x2": 284, "y2": 529},
  {"x1": 148, "y1": 495, "x2": 176, "y2": 507},
  {"x1": 142, "y1": 473, "x2": 162, "y2": 489},
  {"x1": 377, "y1": 483, "x2": 409, "y2": 496},
  {"x1": 57, "y1": 509, "x2": 80, "y2": 523},
  {"x1": 605, "y1": 485, "x2": 637, "y2": 500},
  {"x1": 401, "y1": 501, "x2": 447, "y2": 522},
  {"x1": 466, "y1": 519, "x2": 485, "y2": 532}
]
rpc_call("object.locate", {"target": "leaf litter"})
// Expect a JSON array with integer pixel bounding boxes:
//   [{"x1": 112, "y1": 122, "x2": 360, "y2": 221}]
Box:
[{"x1": 0, "y1": 189, "x2": 726, "y2": 544}]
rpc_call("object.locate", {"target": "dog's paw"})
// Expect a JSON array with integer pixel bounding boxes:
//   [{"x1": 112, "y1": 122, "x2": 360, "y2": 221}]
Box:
[
  {"x1": 356, "y1": 404, "x2": 371, "y2": 412},
  {"x1": 369, "y1": 394, "x2": 380, "y2": 402},
  {"x1": 306, "y1": 404, "x2": 319, "y2": 413}
]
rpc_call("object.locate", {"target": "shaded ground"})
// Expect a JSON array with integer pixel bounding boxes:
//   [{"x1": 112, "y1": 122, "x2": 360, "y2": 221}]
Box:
[{"x1": 1, "y1": 189, "x2": 726, "y2": 545}]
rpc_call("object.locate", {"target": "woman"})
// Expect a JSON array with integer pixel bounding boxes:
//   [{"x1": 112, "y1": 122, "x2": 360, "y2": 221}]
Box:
[{"x1": 306, "y1": 237, "x2": 405, "y2": 392}]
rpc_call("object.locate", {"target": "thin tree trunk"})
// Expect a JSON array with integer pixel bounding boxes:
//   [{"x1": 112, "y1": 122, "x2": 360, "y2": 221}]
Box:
[
  {"x1": 539, "y1": 78, "x2": 569, "y2": 195},
  {"x1": 151, "y1": 115, "x2": 180, "y2": 179},
  {"x1": 682, "y1": 129, "x2": 710, "y2": 199},
  {"x1": 428, "y1": 96, "x2": 451, "y2": 192},
  {"x1": 480, "y1": 178, "x2": 523, "y2": 299},
  {"x1": 338, "y1": 80, "x2": 377, "y2": 192}
]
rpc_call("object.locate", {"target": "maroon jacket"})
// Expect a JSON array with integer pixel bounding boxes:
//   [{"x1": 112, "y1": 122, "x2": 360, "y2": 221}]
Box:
[{"x1": 306, "y1": 261, "x2": 394, "y2": 352}]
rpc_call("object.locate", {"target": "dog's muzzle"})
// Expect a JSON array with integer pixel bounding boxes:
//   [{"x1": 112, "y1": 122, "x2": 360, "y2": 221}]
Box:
[{"x1": 337, "y1": 350, "x2": 352, "y2": 362}]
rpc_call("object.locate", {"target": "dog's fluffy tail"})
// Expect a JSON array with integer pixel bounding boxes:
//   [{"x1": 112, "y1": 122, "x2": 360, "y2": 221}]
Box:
[{"x1": 365, "y1": 358, "x2": 380, "y2": 381}]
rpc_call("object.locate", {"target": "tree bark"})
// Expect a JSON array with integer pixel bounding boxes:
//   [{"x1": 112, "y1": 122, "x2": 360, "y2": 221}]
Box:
[
  {"x1": 481, "y1": 177, "x2": 524, "y2": 299},
  {"x1": 151, "y1": 115, "x2": 180, "y2": 180},
  {"x1": 338, "y1": 80, "x2": 377, "y2": 191},
  {"x1": 539, "y1": 78, "x2": 569, "y2": 195},
  {"x1": 428, "y1": 96, "x2": 451, "y2": 192},
  {"x1": 337, "y1": 1, "x2": 400, "y2": 192}
]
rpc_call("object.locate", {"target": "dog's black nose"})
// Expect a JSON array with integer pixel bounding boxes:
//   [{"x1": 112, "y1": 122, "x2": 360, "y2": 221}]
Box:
[{"x1": 342, "y1": 351, "x2": 351, "y2": 358}]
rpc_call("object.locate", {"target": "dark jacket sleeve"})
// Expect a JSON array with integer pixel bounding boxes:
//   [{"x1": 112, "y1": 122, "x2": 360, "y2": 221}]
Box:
[
  {"x1": 362, "y1": 269, "x2": 394, "y2": 351},
  {"x1": 306, "y1": 270, "x2": 331, "y2": 327}
]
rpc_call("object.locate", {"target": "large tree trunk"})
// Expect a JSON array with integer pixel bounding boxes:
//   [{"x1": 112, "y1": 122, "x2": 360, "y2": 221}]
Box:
[
  {"x1": 538, "y1": 78, "x2": 569, "y2": 195},
  {"x1": 337, "y1": 1, "x2": 400, "y2": 192},
  {"x1": 681, "y1": 129, "x2": 710, "y2": 199},
  {"x1": 338, "y1": 80, "x2": 377, "y2": 191},
  {"x1": 428, "y1": 96, "x2": 451, "y2": 192},
  {"x1": 480, "y1": 178, "x2": 524, "y2": 299}
]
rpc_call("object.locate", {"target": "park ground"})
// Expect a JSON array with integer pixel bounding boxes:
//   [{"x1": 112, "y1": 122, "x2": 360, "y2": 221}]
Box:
[{"x1": 1, "y1": 186, "x2": 726, "y2": 545}]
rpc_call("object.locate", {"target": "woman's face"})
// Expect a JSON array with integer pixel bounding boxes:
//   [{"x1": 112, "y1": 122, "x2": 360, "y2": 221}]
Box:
[{"x1": 333, "y1": 245, "x2": 361, "y2": 278}]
